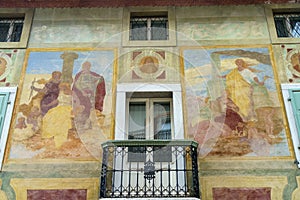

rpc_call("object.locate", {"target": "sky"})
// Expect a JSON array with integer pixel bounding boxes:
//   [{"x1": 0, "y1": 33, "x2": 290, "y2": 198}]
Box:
[{"x1": 26, "y1": 50, "x2": 115, "y2": 82}]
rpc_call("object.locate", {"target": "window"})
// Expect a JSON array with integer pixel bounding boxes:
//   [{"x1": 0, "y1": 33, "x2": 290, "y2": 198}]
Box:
[
  {"x1": 0, "y1": 17, "x2": 24, "y2": 42},
  {"x1": 127, "y1": 98, "x2": 172, "y2": 140},
  {"x1": 127, "y1": 95, "x2": 173, "y2": 162},
  {"x1": 130, "y1": 14, "x2": 168, "y2": 41},
  {"x1": 274, "y1": 13, "x2": 300, "y2": 38},
  {"x1": 115, "y1": 83, "x2": 184, "y2": 140},
  {"x1": 0, "y1": 8, "x2": 34, "y2": 48},
  {"x1": 0, "y1": 87, "x2": 17, "y2": 170},
  {"x1": 281, "y1": 84, "x2": 300, "y2": 168},
  {"x1": 122, "y1": 7, "x2": 176, "y2": 46},
  {"x1": 114, "y1": 84, "x2": 184, "y2": 162}
]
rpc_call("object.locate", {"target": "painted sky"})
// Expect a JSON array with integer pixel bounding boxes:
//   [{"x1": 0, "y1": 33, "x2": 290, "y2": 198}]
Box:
[
  {"x1": 26, "y1": 50, "x2": 115, "y2": 81},
  {"x1": 183, "y1": 47, "x2": 276, "y2": 92}
]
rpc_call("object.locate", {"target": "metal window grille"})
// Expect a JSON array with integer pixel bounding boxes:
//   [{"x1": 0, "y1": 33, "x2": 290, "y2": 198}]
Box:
[
  {"x1": 274, "y1": 13, "x2": 300, "y2": 38},
  {"x1": 0, "y1": 18, "x2": 24, "y2": 42},
  {"x1": 130, "y1": 16, "x2": 168, "y2": 41}
]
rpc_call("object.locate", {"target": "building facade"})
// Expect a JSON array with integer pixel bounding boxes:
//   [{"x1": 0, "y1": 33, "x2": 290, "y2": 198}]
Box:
[{"x1": 0, "y1": 1, "x2": 300, "y2": 199}]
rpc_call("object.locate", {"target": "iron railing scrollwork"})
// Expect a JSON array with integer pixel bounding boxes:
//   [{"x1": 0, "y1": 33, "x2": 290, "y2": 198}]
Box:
[{"x1": 100, "y1": 140, "x2": 200, "y2": 199}]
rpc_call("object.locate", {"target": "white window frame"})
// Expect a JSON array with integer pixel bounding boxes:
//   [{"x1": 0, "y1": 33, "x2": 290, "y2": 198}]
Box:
[
  {"x1": 0, "y1": 8, "x2": 34, "y2": 48},
  {"x1": 265, "y1": 4, "x2": 300, "y2": 44},
  {"x1": 122, "y1": 7, "x2": 176, "y2": 47},
  {"x1": 0, "y1": 87, "x2": 17, "y2": 170},
  {"x1": 281, "y1": 83, "x2": 300, "y2": 168},
  {"x1": 115, "y1": 83, "x2": 184, "y2": 140}
]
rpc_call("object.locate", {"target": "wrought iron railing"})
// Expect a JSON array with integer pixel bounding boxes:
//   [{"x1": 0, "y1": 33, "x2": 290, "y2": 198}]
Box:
[{"x1": 100, "y1": 140, "x2": 200, "y2": 199}]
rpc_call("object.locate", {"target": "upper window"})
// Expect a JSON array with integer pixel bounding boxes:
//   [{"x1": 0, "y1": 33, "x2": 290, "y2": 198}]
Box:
[
  {"x1": 130, "y1": 13, "x2": 168, "y2": 41},
  {"x1": 274, "y1": 13, "x2": 300, "y2": 38},
  {"x1": 0, "y1": 17, "x2": 24, "y2": 42},
  {"x1": 0, "y1": 9, "x2": 33, "y2": 48},
  {"x1": 265, "y1": 5, "x2": 300, "y2": 43},
  {"x1": 122, "y1": 7, "x2": 176, "y2": 47}
]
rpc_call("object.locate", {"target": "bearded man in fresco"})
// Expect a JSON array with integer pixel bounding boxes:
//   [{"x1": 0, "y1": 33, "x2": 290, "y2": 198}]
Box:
[{"x1": 72, "y1": 61, "x2": 106, "y2": 129}]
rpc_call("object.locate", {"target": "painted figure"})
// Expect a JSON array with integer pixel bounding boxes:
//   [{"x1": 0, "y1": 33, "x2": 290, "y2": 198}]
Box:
[
  {"x1": 31, "y1": 71, "x2": 62, "y2": 116},
  {"x1": 42, "y1": 83, "x2": 73, "y2": 148},
  {"x1": 72, "y1": 61, "x2": 106, "y2": 129},
  {"x1": 139, "y1": 56, "x2": 159, "y2": 74},
  {"x1": 223, "y1": 59, "x2": 265, "y2": 121}
]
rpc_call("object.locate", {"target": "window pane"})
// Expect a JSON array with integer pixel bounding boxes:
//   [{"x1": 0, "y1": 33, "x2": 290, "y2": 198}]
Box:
[
  {"x1": 128, "y1": 102, "x2": 147, "y2": 162},
  {"x1": 0, "y1": 24, "x2": 10, "y2": 42},
  {"x1": 11, "y1": 22, "x2": 23, "y2": 42},
  {"x1": 0, "y1": 92, "x2": 9, "y2": 138},
  {"x1": 0, "y1": 18, "x2": 24, "y2": 42},
  {"x1": 290, "y1": 17, "x2": 300, "y2": 38},
  {"x1": 130, "y1": 18, "x2": 147, "y2": 40},
  {"x1": 151, "y1": 18, "x2": 168, "y2": 40},
  {"x1": 128, "y1": 102, "x2": 146, "y2": 139},
  {"x1": 153, "y1": 102, "x2": 171, "y2": 140},
  {"x1": 274, "y1": 13, "x2": 300, "y2": 38},
  {"x1": 153, "y1": 102, "x2": 172, "y2": 162},
  {"x1": 274, "y1": 17, "x2": 289, "y2": 37}
]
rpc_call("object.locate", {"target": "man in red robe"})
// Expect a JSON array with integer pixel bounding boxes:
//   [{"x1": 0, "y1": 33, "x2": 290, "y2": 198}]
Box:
[{"x1": 72, "y1": 61, "x2": 106, "y2": 129}]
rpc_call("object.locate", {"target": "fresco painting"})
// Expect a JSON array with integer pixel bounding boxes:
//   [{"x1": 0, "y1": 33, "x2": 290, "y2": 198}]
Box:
[
  {"x1": 182, "y1": 46, "x2": 290, "y2": 157},
  {"x1": 8, "y1": 49, "x2": 115, "y2": 161},
  {"x1": 0, "y1": 49, "x2": 22, "y2": 86},
  {"x1": 281, "y1": 45, "x2": 300, "y2": 83}
]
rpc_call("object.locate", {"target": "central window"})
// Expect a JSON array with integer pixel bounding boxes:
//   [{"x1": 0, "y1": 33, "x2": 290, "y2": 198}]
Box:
[
  {"x1": 126, "y1": 93, "x2": 173, "y2": 162},
  {"x1": 128, "y1": 99, "x2": 172, "y2": 141}
]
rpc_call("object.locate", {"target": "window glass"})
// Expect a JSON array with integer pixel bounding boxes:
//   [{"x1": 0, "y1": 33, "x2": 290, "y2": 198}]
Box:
[
  {"x1": 0, "y1": 87, "x2": 17, "y2": 170},
  {"x1": 0, "y1": 18, "x2": 24, "y2": 42},
  {"x1": 129, "y1": 15, "x2": 168, "y2": 41},
  {"x1": 127, "y1": 98, "x2": 173, "y2": 162},
  {"x1": 274, "y1": 13, "x2": 300, "y2": 38},
  {"x1": 153, "y1": 102, "x2": 171, "y2": 139},
  {"x1": 130, "y1": 17, "x2": 148, "y2": 40},
  {"x1": 0, "y1": 92, "x2": 9, "y2": 137},
  {"x1": 128, "y1": 102, "x2": 146, "y2": 139},
  {"x1": 151, "y1": 17, "x2": 168, "y2": 40}
]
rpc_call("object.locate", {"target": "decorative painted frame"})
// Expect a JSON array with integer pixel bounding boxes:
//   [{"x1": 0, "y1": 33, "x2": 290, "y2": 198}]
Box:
[
  {"x1": 201, "y1": 176, "x2": 287, "y2": 200},
  {"x1": 10, "y1": 178, "x2": 99, "y2": 200},
  {"x1": 6, "y1": 48, "x2": 117, "y2": 162},
  {"x1": 180, "y1": 45, "x2": 293, "y2": 159}
]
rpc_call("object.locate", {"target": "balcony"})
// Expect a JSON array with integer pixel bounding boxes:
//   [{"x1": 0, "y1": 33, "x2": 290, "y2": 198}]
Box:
[{"x1": 100, "y1": 140, "x2": 200, "y2": 199}]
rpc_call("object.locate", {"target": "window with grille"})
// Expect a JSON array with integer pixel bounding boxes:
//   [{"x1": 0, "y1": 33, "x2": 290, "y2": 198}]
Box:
[
  {"x1": 130, "y1": 14, "x2": 168, "y2": 41},
  {"x1": 0, "y1": 17, "x2": 24, "y2": 42},
  {"x1": 274, "y1": 13, "x2": 300, "y2": 38}
]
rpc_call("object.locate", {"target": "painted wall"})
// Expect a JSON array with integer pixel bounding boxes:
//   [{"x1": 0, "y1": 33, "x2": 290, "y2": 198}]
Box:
[{"x1": 0, "y1": 5, "x2": 299, "y2": 200}]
